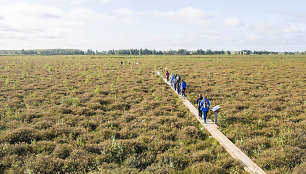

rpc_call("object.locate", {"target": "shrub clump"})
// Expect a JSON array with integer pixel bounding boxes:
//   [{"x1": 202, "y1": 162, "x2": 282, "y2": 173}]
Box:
[{"x1": 2, "y1": 127, "x2": 38, "y2": 144}]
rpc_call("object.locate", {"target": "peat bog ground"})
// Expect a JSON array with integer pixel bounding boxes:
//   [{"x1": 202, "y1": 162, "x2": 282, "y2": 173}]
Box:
[{"x1": 0, "y1": 55, "x2": 305, "y2": 173}]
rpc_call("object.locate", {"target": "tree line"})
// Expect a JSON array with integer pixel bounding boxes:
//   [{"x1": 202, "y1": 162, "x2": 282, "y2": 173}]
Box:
[{"x1": 0, "y1": 49, "x2": 304, "y2": 55}]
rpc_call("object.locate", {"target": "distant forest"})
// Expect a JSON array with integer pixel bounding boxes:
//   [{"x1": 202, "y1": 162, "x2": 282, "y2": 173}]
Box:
[{"x1": 0, "y1": 48, "x2": 304, "y2": 55}]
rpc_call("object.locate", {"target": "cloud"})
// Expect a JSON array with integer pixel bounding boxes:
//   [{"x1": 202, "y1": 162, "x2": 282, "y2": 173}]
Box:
[
  {"x1": 0, "y1": 2, "x2": 140, "y2": 49},
  {"x1": 282, "y1": 12, "x2": 306, "y2": 24},
  {"x1": 69, "y1": 8, "x2": 116, "y2": 21},
  {"x1": 253, "y1": 22, "x2": 300, "y2": 35},
  {"x1": 99, "y1": 0, "x2": 113, "y2": 3},
  {"x1": 0, "y1": 2, "x2": 66, "y2": 33},
  {"x1": 224, "y1": 17, "x2": 244, "y2": 27},
  {"x1": 153, "y1": 7, "x2": 212, "y2": 26},
  {"x1": 0, "y1": 2, "x2": 95, "y2": 49},
  {"x1": 68, "y1": 0, "x2": 113, "y2": 5},
  {"x1": 122, "y1": 17, "x2": 137, "y2": 25},
  {"x1": 114, "y1": 8, "x2": 134, "y2": 15}
]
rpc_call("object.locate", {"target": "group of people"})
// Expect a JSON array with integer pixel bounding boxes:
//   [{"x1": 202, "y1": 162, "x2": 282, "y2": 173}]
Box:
[
  {"x1": 165, "y1": 71, "x2": 187, "y2": 98},
  {"x1": 164, "y1": 70, "x2": 211, "y2": 124}
]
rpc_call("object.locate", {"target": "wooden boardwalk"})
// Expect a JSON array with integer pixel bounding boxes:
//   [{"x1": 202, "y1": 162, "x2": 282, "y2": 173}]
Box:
[{"x1": 156, "y1": 71, "x2": 266, "y2": 174}]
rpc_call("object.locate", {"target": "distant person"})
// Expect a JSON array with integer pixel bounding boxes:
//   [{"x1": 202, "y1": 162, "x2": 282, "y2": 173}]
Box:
[
  {"x1": 176, "y1": 75, "x2": 181, "y2": 94},
  {"x1": 200, "y1": 96, "x2": 211, "y2": 123},
  {"x1": 166, "y1": 71, "x2": 170, "y2": 81},
  {"x1": 181, "y1": 79, "x2": 187, "y2": 97},
  {"x1": 173, "y1": 74, "x2": 177, "y2": 90},
  {"x1": 179, "y1": 81, "x2": 182, "y2": 95},
  {"x1": 121, "y1": 60, "x2": 123, "y2": 65},
  {"x1": 196, "y1": 94, "x2": 203, "y2": 118}
]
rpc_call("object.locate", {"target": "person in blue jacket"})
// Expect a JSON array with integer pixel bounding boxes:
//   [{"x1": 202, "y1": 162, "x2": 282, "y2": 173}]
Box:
[
  {"x1": 200, "y1": 96, "x2": 211, "y2": 123},
  {"x1": 181, "y1": 80, "x2": 187, "y2": 97},
  {"x1": 171, "y1": 74, "x2": 175, "y2": 87}
]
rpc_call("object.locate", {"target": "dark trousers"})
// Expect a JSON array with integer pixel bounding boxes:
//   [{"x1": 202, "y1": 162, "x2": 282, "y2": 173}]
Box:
[
  {"x1": 182, "y1": 89, "x2": 185, "y2": 97},
  {"x1": 198, "y1": 106, "x2": 201, "y2": 117},
  {"x1": 203, "y1": 111, "x2": 208, "y2": 123},
  {"x1": 177, "y1": 84, "x2": 180, "y2": 94},
  {"x1": 174, "y1": 83, "x2": 177, "y2": 90}
]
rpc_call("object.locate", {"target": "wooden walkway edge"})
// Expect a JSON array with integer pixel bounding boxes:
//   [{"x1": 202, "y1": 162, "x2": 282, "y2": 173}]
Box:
[{"x1": 156, "y1": 71, "x2": 266, "y2": 174}]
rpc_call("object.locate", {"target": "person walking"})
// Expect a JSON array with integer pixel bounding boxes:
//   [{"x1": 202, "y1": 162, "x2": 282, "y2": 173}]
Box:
[
  {"x1": 173, "y1": 74, "x2": 177, "y2": 90},
  {"x1": 166, "y1": 71, "x2": 170, "y2": 81},
  {"x1": 200, "y1": 96, "x2": 211, "y2": 123},
  {"x1": 196, "y1": 94, "x2": 203, "y2": 118},
  {"x1": 171, "y1": 73, "x2": 175, "y2": 87},
  {"x1": 176, "y1": 75, "x2": 181, "y2": 94},
  {"x1": 181, "y1": 80, "x2": 187, "y2": 97}
]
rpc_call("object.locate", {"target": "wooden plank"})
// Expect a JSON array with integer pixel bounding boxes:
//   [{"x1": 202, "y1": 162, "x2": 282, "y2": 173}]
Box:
[{"x1": 156, "y1": 71, "x2": 266, "y2": 174}]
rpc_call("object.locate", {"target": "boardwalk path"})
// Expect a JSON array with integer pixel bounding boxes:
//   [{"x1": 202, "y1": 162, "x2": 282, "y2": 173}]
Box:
[{"x1": 156, "y1": 71, "x2": 266, "y2": 174}]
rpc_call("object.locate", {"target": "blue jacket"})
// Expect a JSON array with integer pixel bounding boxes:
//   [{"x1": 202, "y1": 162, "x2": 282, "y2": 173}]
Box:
[
  {"x1": 171, "y1": 76, "x2": 175, "y2": 83},
  {"x1": 181, "y1": 81, "x2": 186, "y2": 90},
  {"x1": 200, "y1": 98, "x2": 210, "y2": 111}
]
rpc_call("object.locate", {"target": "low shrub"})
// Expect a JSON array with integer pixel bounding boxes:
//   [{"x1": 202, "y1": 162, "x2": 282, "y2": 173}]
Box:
[
  {"x1": 292, "y1": 162, "x2": 306, "y2": 174},
  {"x1": 32, "y1": 140, "x2": 57, "y2": 154},
  {"x1": 144, "y1": 162, "x2": 174, "y2": 174},
  {"x1": 26, "y1": 155, "x2": 65, "y2": 174},
  {"x1": 180, "y1": 126, "x2": 200, "y2": 144},
  {"x1": 64, "y1": 149, "x2": 94, "y2": 173},
  {"x1": 187, "y1": 162, "x2": 215, "y2": 174},
  {"x1": 52, "y1": 143, "x2": 73, "y2": 159},
  {"x1": 72, "y1": 106, "x2": 96, "y2": 116},
  {"x1": 2, "y1": 127, "x2": 39, "y2": 144}
]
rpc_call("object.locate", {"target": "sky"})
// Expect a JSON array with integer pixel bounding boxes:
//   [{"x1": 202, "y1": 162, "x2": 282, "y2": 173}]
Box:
[{"x1": 0, "y1": 0, "x2": 305, "y2": 51}]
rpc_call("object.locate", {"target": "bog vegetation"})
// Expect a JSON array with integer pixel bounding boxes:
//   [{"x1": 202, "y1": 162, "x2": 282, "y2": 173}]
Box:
[{"x1": 0, "y1": 55, "x2": 305, "y2": 174}]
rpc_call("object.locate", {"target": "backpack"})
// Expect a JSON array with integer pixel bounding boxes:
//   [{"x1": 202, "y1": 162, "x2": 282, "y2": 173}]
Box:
[{"x1": 203, "y1": 100, "x2": 209, "y2": 108}]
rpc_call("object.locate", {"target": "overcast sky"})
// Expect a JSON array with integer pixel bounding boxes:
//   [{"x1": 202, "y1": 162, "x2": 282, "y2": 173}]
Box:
[{"x1": 0, "y1": 0, "x2": 305, "y2": 51}]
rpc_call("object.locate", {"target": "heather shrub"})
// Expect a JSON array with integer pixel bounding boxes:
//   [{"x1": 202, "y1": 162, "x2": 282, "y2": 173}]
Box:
[
  {"x1": 72, "y1": 106, "x2": 95, "y2": 116},
  {"x1": 156, "y1": 147, "x2": 190, "y2": 170},
  {"x1": 24, "y1": 109, "x2": 43, "y2": 123},
  {"x1": 84, "y1": 143, "x2": 101, "y2": 154},
  {"x1": 26, "y1": 155, "x2": 65, "y2": 174},
  {"x1": 187, "y1": 162, "x2": 215, "y2": 174},
  {"x1": 150, "y1": 139, "x2": 176, "y2": 153},
  {"x1": 78, "y1": 119, "x2": 98, "y2": 131},
  {"x1": 256, "y1": 146, "x2": 305, "y2": 171},
  {"x1": 292, "y1": 162, "x2": 306, "y2": 174},
  {"x1": 60, "y1": 96, "x2": 80, "y2": 106},
  {"x1": 33, "y1": 120, "x2": 54, "y2": 129},
  {"x1": 191, "y1": 149, "x2": 214, "y2": 163},
  {"x1": 2, "y1": 127, "x2": 39, "y2": 144},
  {"x1": 64, "y1": 149, "x2": 95, "y2": 172},
  {"x1": 5, "y1": 142, "x2": 33, "y2": 156},
  {"x1": 2, "y1": 154, "x2": 25, "y2": 173},
  {"x1": 52, "y1": 143, "x2": 73, "y2": 159},
  {"x1": 180, "y1": 126, "x2": 200, "y2": 144},
  {"x1": 96, "y1": 163, "x2": 140, "y2": 174},
  {"x1": 99, "y1": 137, "x2": 129, "y2": 163},
  {"x1": 32, "y1": 140, "x2": 57, "y2": 154},
  {"x1": 144, "y1": 162, "x2": 174, "y2": 174},
  {"x1": 123, "y1": 152, "x2": 155, "y2": 170}
]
